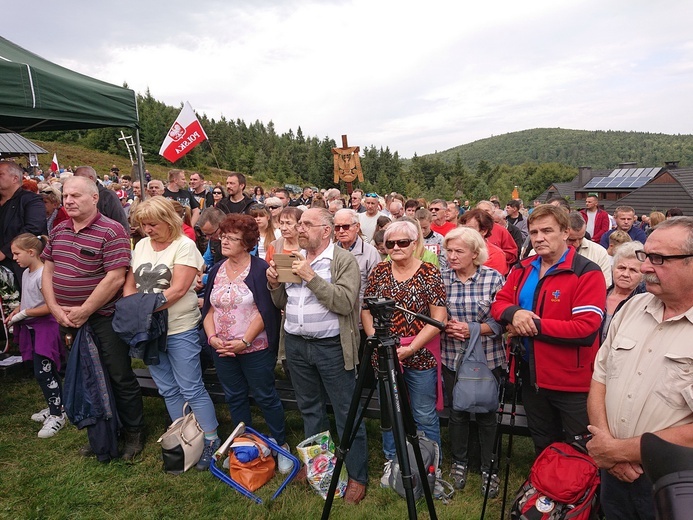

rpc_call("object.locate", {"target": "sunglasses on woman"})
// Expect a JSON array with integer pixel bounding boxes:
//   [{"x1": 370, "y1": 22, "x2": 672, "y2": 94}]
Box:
[
  {"x1": 385, "y1": 239, "x2": 413, "y2": 249},
  {"x1": 213, "y1": 191, "x2": 223, "y2": 195}
]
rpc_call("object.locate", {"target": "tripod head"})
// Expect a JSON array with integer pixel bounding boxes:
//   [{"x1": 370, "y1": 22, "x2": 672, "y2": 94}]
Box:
[{"x1": 364, "y1": 297, "x2": 446, "y2": 337}]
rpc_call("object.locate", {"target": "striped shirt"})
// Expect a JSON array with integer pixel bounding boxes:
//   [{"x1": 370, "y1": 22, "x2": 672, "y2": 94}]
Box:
[
  {"x1": 42, "y1": 213, "x2": 131, "y2": 316},
  {"x1": 441, "y1": 265, "x2": 506, "y2": 370},
  {"x1": 284, "y1": 242, "x2": 340, "y2": 339}
]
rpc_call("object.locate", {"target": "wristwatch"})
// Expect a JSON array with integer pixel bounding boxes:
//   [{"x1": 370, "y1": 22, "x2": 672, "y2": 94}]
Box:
[{"x1": 241, "y1": 338, "x2": 252, "y2": 348}]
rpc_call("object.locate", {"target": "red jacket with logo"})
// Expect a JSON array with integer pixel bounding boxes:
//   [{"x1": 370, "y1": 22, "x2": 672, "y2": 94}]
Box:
[
  {"x1": 579, "y1": 208, "x2": 610, "y2": 244},
  {"x1": 491, "y1": 247, "x2": 606, "y2": 392}
]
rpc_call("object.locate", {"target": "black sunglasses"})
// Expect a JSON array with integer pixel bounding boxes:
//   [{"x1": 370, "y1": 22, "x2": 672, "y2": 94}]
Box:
[
  {"x1": 385, "y1": 239, "x2": 413, "y2": 249},
  {"x1": 213, "y1": 191, "x2": 223, "y2": 195},
  {"x1": 267, "y1": 205, "x2": 281, "y2": 210},
  {"x1": 334, "y1": 224, "x2": 354, "y2": 231}
]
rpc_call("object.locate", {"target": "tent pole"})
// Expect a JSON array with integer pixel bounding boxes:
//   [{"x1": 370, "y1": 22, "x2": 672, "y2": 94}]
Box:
[{"x1": 134, "y1": 128, "x2": 146, "y2": 199}]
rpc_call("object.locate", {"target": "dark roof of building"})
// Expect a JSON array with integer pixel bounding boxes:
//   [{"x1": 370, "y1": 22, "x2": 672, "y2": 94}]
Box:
[
  {"x1": 602, "y1": 168, "x2": 693, "y2": 216},
  {"x1": 0, "y1": 133, "x2": 47, "y2": 157}
]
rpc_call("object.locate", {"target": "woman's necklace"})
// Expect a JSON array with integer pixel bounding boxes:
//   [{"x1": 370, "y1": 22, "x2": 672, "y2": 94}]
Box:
[
  {"x1": 151, "y1": 240, "x2": 172, "y2": 265},
  {"x1": 226, "y1": 255, "x2": 250, "y2": 277}
]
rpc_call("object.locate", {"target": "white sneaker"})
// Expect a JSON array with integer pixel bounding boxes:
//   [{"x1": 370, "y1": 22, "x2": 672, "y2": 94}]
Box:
[
  {"x1": 38, "y1": 413, "x2": 66, "y2": 438},
  {"x1": 380, "y1": 459, "x2": 393, "y2": 488},
  {"x1": 277, "y1": 443, "x2": 294, "y2": 474},
  {"x1": 31, "y1": 407, "x2": 50, "y2": 423}
]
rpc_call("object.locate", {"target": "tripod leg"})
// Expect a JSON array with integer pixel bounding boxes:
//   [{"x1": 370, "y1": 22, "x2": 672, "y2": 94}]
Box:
[
  {"x1": 481, "y1": 372, "x2": 508, "y2": 519},
  {"x1": 380, "y1": 344, "x2": 438, "y2": 520},
  {"x1": 321, "y1": 338, "x2": 374, "y2": 519}
]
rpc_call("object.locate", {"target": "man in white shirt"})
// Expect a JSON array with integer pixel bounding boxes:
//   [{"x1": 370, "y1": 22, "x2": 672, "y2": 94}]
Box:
[{"x1": 358, "y1": 192, "x2": 382, "y2": 242}]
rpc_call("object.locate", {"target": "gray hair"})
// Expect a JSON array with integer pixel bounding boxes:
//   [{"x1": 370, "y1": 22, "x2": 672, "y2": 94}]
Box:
[
  {"x1": 334, "y1": 208, "x2": 359, "y2": 225},
  {"x1": 0, "y1": 161, "x2": 23, "y2": 181},
  {"x1": 74, "y1": 166, "x2": 98, "y2": 182},
  {"x1": 197, "y1": 207, "x2": 226, "y2": 227},
  {"x1": 443, "y1": 226, "x2": 489, "y2": 266},
  {"x1": 612, "y1": 241, "x2": 644, "y2": 266},
  {"x1": 384, "y1": 220, "x2": 418, "y2": 242},
  {"x1": 568, "y1": 211, "x2": 587, "y2": 232},
  {"x1": 64, "y1": 175, "x2": 98, "y2": 196},
  {"x1": 652, "y1": 216, "x2": 693, "y2": 255}
]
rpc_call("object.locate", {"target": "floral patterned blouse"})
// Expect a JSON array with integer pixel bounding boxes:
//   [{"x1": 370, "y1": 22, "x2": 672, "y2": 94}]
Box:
[
  {"x1": 210, "y1": 262, "x2": 268, "y2": 354},
  {"x1": 364, "y1": 261, "x2": 446, "y2": 370}
]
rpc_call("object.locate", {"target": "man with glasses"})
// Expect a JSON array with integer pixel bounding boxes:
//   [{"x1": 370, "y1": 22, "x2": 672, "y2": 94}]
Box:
[
  {"x1": 266, "y1": 208, "x2": 369, "y2": 504},
  {"x1": 429, "y1": 199, "x2": 456, "y2": 236},
  {"x1": 334, "y1": 209, "x2": 381, "y2": 389},
  {"x1": 198, "y1": 208, "x2": 226, "y2": 267},
  {"x1": 350, "y1": 189, "x2": 366, "y2": 213},
  {"x1": 358, "y1": 192, "x2": 382, "y2": 242},
  {"x1": 587, "y1": 216, "x2": 693, "y2": 520}
]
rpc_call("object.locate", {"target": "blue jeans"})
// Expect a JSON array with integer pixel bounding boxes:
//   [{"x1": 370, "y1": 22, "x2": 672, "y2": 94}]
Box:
[
  {"x1": 600, "y1": 470, "x2": 655, "y2": 520},
  {"x1": 212, "y1": 346, "x2": 286, "y2": 446},
  {"x1": 382, "y1": 366, "x2": 441, "y2": 462},
  {"x1": 148, "y1": 328, "x2": 219, "y2": 433},
  {"x1": 284, "y1": 333, "x2": 368, "y2": 484}
]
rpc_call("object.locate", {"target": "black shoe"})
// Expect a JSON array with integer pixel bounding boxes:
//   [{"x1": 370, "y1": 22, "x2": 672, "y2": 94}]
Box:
[
  {"x1": 121, "y1": 430, "x2": 145, "y2": 461},
  {"x1": 78, "y1": 443, "x2": 95, "y2": 457}
]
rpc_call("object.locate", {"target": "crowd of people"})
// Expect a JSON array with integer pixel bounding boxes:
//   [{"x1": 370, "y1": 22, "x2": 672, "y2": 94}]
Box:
[{"x1": 2, "y1": 160, "x2": 693, "y2": 516}]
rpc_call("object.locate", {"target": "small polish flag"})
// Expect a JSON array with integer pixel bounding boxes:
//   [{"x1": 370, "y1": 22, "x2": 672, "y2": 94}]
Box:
[
  {"x1": 159, "y1": 102, "x2": 208, "y2": 163},
  {"x1": 50, "y1": 153, "x2": 59, "y2": 173}
]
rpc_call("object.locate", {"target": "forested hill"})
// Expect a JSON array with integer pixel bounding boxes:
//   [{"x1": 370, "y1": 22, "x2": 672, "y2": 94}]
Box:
[{"x1": 424, "y1": 128, "x2": 693, "y2": 169}]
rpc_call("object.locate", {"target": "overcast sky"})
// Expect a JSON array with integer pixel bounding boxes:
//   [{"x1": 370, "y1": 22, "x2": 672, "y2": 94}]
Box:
[{"x1": 4, "y1": 0, "x2": 693, "y2": 158}]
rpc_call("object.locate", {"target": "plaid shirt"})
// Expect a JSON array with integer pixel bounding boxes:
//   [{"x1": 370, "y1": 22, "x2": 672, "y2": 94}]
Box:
[{"x1": 441, "y1": 265, "x2": 506, "y2": 370}]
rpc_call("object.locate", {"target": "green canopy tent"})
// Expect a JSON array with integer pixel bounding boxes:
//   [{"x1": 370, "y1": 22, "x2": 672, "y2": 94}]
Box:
[{"x1": 0, "y1": 36, "x2": 145, "y2": 182}]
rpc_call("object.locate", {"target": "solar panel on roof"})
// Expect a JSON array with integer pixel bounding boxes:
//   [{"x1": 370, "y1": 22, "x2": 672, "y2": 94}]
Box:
[{"x1": 583, "y1": 167, "x2": 662, "y2": 189}]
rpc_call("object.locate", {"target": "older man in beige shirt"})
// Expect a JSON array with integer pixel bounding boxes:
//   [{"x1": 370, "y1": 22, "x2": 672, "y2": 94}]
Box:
[{"x1": 587, "y1": 216, "x2": 693, "y2": 520}]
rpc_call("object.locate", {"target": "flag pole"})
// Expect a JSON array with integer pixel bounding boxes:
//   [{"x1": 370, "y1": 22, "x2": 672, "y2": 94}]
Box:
[{"x1": 206, "y1": 140, "x2": 222, "y2": 171}]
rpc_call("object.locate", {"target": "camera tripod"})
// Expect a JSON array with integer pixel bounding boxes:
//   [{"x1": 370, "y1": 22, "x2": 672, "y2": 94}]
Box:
[{"x1": 321, "y1": 298, "x2": 445, "y2": 520}]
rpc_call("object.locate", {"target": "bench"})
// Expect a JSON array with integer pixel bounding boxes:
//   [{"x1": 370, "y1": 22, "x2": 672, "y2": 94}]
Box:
[{"x1": 134, "y1": 367, "x2": 530, "y2": 436}]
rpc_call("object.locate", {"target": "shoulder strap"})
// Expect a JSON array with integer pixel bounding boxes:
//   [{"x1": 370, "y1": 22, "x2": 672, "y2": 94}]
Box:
[{"x1": 455, "y1": 322, "x2": 485, "y2": 372}]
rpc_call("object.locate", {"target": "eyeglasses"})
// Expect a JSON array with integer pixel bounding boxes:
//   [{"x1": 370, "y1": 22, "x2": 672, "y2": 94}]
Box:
[
  {"x1": 296, "y1": 221, "x2": 326, "y2": 230},
  {"x1": 267, "y1": 205, "x2": 281, "y2": 210},
  {"x1": 429, "y1": 207, "x2": 442, "y2": 212},
  {"x1": 212, "y1": 191, "x2": 223, "y2": 195},
  {"x1": 365, "y1": 193, "x2": 378, "y2": 198},
  {"x1": 203, "y1": 227, "x2": 220, "y2": 238},
  {"x1": 334, "y1": 224, "x2": 353, "y2": 231},
  {"x1": 220, "y1": 235, "x2": 243, "y2": 243},
  {"x1": 635, "y1": 250, "x2": 693, "y2": 265},
  {"x1": 385, "y1": 239, "x2": 413, "y2": 249}
]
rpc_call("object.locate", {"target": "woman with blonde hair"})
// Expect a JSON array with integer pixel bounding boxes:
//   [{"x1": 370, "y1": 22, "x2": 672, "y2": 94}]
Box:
[
  {"x1": 647, "y1": 211, "x2": 665, "y2": 236},
  {"x1": 362, "y1": 219, "x2": 447, "y2": 486},
  {"x1": 124, "y1": 196, "x2": 220, "y2": 470},
  {"x1": 248, "y1": 203, "x2": 276, "y2": 259}
]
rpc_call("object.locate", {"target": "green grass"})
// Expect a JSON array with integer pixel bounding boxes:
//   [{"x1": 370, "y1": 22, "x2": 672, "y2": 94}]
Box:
[{"x1": 1, "y1": 369, "x2": 535, "y2": 520}]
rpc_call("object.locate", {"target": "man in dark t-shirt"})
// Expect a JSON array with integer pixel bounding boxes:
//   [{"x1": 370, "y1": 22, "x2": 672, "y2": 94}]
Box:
[
  {"x1": 216, "y1": 172, "x2": 253, "y2": 214},
  {"x1": 163, "y1": 169, "x2": 200, "y2": 226}
]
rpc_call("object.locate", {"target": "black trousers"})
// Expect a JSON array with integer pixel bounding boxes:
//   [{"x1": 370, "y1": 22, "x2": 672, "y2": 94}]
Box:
[{"x1": 519, "y1": 362, "x2": 589, "y2": 456}]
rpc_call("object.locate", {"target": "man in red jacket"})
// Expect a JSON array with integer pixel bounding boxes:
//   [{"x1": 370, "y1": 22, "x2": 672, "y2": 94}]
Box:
[
  {"x1": 491, "y1": 205, "x2": 606, "y2": 455},
  {"x1": 580, "y1": 194, "x2": 609, "y2": 244}
]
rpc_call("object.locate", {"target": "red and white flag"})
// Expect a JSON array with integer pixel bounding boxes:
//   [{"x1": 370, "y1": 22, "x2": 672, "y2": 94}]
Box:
[
  {"x1": 50, "y1": 153, "x2": 59, "y2": 173},
  {"x1": 159, "y1": 102, "x2": 208, "y2": 163}
]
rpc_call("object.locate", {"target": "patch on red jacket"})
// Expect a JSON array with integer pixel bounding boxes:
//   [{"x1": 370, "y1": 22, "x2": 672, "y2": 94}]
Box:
[{"x1": 551, "y1": 289, "x2": 560, "y2": 302}]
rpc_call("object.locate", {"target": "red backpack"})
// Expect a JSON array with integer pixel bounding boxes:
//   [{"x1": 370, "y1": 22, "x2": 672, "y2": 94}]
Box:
[{"x1": 510, "y1": 442, "x2": 600, "y2": 520}]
